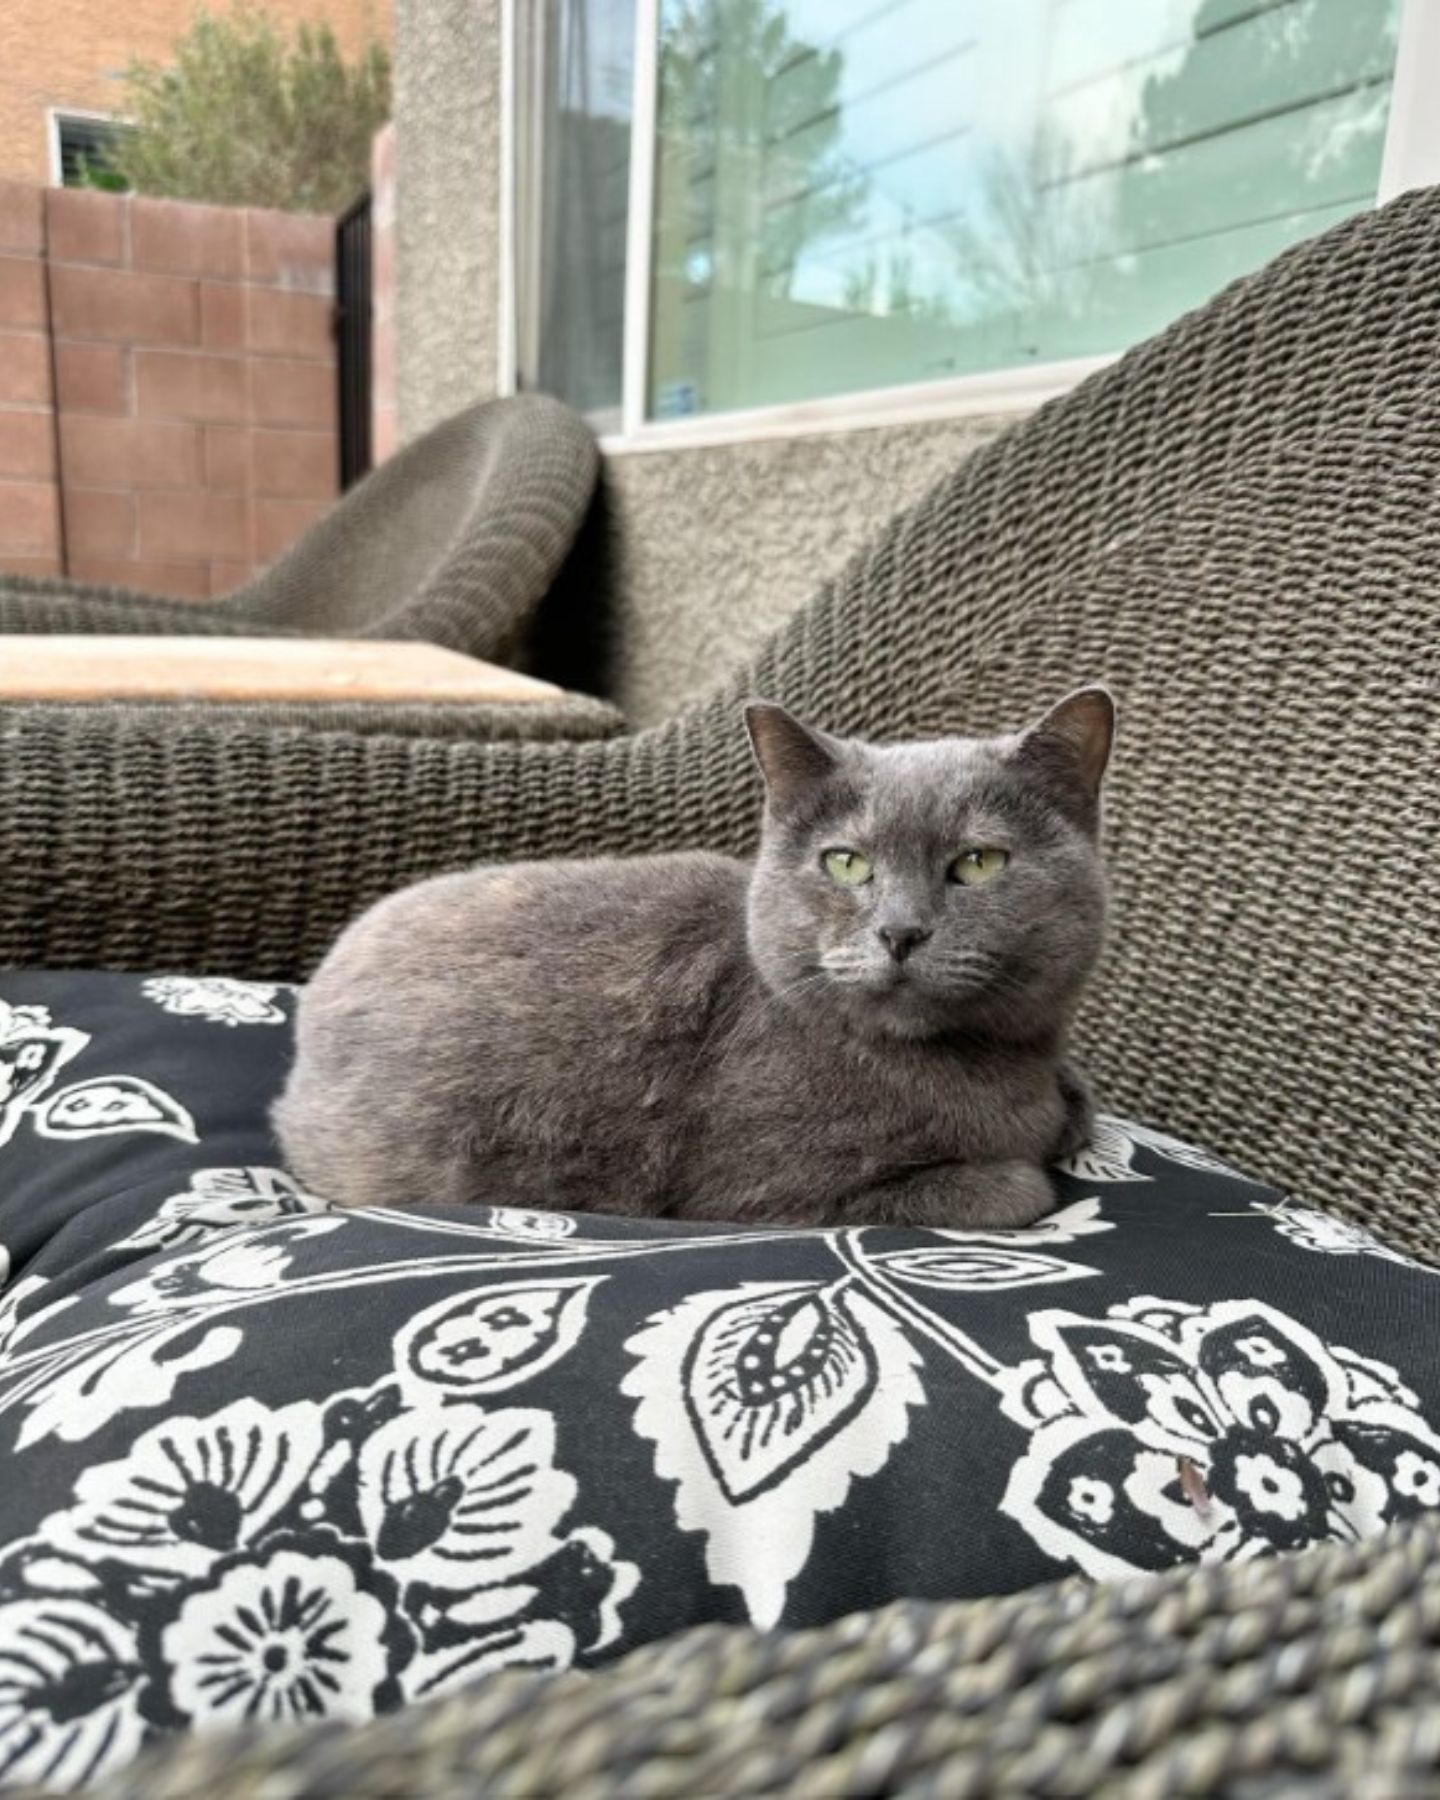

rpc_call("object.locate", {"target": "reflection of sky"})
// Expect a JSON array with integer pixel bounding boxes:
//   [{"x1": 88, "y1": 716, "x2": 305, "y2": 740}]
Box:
[
  {"x1": 770, "y1": 0, "x2": 1203, "y2": 310},
  {"x1": 557, "y1": 0, "x2": 635, "y2": 121},
  {"x1": 722, "y1": 0, "x2": 1397, "y2": 318}
]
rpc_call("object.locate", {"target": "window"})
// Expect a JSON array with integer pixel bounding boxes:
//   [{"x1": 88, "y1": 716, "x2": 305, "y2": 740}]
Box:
[
  {"x1": 517, "y1": 0, "x2": 636, "y2": 424},
  {"x1": 519, "y1": 0, "x2": 1421, "y2": 439},
  {"x1": 48, "y1": 111, "x2": 129, "y2": 190}
]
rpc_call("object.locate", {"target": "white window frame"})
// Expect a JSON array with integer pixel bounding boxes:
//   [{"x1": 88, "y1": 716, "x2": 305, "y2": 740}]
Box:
[
  {"x1": 45, "y1": 107, "x2": 121, "y2": 188},
  {"x1": 504, "y1": 0, "x2": 1440, "y2": 454}
]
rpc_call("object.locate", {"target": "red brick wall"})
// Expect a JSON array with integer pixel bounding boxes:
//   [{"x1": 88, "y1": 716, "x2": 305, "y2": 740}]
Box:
[
  {"x1": 0, "y1": 183, "x2": 61, "y2": 577},
  {"x1": 371, "y1": 121, "x2": 397, "y2": 464},
  {"x1": 0, "y1": 182, "x2": 338, "y2": 599}
]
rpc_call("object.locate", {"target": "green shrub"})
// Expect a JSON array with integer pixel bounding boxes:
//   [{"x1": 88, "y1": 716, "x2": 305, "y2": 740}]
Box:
[{"x1": 96, "y1": 5, "x2": 390, "y2": 213}]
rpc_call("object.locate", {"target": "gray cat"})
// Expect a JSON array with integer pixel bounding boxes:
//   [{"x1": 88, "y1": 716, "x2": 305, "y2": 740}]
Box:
[{"x1": 275, "y1": 689, "x2": 1113, "y2": 1230}]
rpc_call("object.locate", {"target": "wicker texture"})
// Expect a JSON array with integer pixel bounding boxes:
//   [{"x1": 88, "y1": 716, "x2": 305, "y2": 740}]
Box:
[
  {"x1": 4, "y1": 191, "x2": 1437, "y2": 1251},
  {"x1": 6, "y1": 195, "x2": 1440, "y2": 1799},
  {"x1": 0, "y1": 394, "x2": 599, "y2": 666},
  {"x1": 70, "y1": 1513, "x2": 1440, "y2": 1798}
]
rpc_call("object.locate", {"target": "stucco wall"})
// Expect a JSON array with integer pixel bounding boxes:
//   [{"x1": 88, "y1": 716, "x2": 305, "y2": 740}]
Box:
[
  {"x1": 392, "y1": 0, "x2": 501, "y2": 441},
  {"x1": 596, "y1": 417, "x2": 1009, "y2": 725}
]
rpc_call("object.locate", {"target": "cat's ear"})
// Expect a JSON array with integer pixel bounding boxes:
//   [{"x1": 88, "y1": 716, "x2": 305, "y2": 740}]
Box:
[
  {"x1": 1013, "y1": 687, "x2": 1116, "y2": 815},
  {"x1": 745, "y1": 702, "x2": 842, "y2": 815}
]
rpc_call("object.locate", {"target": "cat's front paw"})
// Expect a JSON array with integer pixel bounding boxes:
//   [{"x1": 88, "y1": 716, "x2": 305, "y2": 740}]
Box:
[{"x1": 858, "y1": 1160, "x2": 1055, "y2": 1232}]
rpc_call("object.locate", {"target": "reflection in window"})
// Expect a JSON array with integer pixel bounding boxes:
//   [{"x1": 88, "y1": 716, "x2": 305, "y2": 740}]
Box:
[
  {"x1": 648, "y1": 0, "x2": 1403, "y2": 419},
  {"x1": 532, "y1": 0, "x2": 636, "y2": 419}
]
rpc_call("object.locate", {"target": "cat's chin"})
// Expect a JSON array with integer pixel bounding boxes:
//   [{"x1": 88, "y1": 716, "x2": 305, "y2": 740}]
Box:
[{"x1": 834, "y1": 982, "x2": 953, "y2": 1043}]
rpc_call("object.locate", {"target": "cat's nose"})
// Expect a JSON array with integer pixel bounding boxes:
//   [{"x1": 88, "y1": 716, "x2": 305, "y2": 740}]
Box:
[{"x1": 878, "y1": 924, "x2": 931, "y2": 963}]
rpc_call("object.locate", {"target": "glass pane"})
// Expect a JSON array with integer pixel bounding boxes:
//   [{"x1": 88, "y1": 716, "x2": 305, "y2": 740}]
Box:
[
  {"x1": 647, "y1": 0, "x2": 1403, "y2": 419},
  {"x1": 534, "y1": 0, "x2": 635, "y2": 417}
]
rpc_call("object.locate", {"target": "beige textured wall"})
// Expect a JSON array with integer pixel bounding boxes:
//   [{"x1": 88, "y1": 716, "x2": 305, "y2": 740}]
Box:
[
  {"x1": 598, "y1": 417, "x2": 1008, "y2": 725},
  {"x1": 393, "y1": 0, "x2": 501, "y2": 440},
  {"x1": 0, "y1": 0, "x2": 391, "y2": 186}
]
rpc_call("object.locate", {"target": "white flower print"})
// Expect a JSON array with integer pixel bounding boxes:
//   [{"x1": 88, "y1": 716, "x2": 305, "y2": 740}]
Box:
[
  {"x1": 356, "y1": 1403, "x2": 576, "y2": 1589},
  {"x1": 1267, "y1": 1206, "x2": 1421, "y2": 1267},
  {"x1": 0, "y1": 1000, "x2": 88, "y2": 1149},
  {"x1": 163, "y1": 1547, "x2": 390, "y2": 1726},
  {"x1": 1001, "y1": 1298, "x2": 1440, "y2": 1580},
  {"x1": 142, "y1": 976, "x2": 288, "y2": 1028},
  {"x1": 47, "y1": 1399, "x2": 325, "y2": 1579},
  {"x1": 1392, "y1": 1450, "x2": 1440, "y2": 1508},
  {"x1": 0, "y1": 1598, "x2": 145, "y2": 1789},
  {"x1": 1066, "y1": 1477, "x2": 1115, "y2": 1525},
  {"x1": 108, "y1": 1218, "x2": 345, "y2": 1314},
  {"x1": 113, "y1": 1169, "x2": 336, "y2": 1256}
]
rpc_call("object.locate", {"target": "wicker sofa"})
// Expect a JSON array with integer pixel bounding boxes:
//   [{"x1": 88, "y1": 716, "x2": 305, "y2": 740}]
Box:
[{"x1": 2, "y1": 186, "x2": 1438, "y2": 1795}]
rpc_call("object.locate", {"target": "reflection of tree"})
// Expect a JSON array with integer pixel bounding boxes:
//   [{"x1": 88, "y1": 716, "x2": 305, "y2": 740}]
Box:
[
  {"x1": 1115, "y1": 0, "x2": 1401, "y2": 255},
  {"x1": 657, "y1": 0, "x2": 866, "y2": 299},
  {"x1": 938, "y1": 0, "x2": 1399, "y2": 354},
  {"x1": 939, "y1": 128, "x2": 1109, "y2": 341}
]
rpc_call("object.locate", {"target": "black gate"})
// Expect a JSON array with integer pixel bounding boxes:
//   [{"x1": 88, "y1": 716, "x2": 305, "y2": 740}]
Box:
[{"x1": 335, "y1": 193, "x2": 373, "y2": 490}]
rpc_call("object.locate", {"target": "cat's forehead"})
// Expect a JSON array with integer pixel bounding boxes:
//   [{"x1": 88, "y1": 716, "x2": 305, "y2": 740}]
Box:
[{"x1": 841, "y1": 736, "x2": 1018, "y2": 836}]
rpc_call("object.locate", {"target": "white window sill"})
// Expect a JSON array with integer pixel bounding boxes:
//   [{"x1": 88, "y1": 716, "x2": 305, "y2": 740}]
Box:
[{"x1": 595, "y1": 354, "x2": 1116, "y2": 455}]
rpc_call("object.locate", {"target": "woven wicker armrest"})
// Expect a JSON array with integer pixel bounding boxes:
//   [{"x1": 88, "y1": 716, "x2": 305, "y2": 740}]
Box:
[
  {"x1": 0, "y1": 701, "x2": 633, "y2": 980},
  {"x1": 82, "y1": 1515, "x2": 1440, "y2": 1799},
  {"x1": 0, "y1": 574, "x2": 304, "y2": 639}
]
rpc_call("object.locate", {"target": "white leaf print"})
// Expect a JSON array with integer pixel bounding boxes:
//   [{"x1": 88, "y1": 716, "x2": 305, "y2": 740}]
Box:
[
  {"x1": 487, "y1": 1208, "x2": 577, "y2": 1241},
  {"x1": 141, "y1": 976, "x2": 286, "y2": 1028},
  {"x1": 395, "y1": 1278, "x2": 600, "y2": 1399},
  {"x1": 1124, "y1": 1120, "x2": 1249, "y2": 1179},
  {"x1": 1268, "y1": 1206, "x2": 1420, "y2": 1266},
  {"x1": 623, "y1": 1281, "x2": 924, "y2": 1628},
  {"x1": 930, "y1": 1196, "x2": 1112, "y2": 1247},
  {"x1": 356, "y1": 1403, "x2": 576, "y2": 1589},
  {"x1": 16, "y1": 1321, "x2": 243, "y2": 1451},
  {"x1": 35, "y1": 1075, "x2": 198, "y2": 1144},
  {"x1": 877, "y1": 1246, "x2": 1101, "y2": 1291},
  {"x1": 0, "y1": 1275, "x2": 77, "y2": 1363},
  {"x1": 1055, "y1": 1115, "x2": 1149, "y2": 1184}
]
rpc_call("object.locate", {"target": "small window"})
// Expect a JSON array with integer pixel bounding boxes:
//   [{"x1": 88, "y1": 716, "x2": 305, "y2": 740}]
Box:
[{"x1": 51, "y1": 113, "x2": 129, "y2": 190}]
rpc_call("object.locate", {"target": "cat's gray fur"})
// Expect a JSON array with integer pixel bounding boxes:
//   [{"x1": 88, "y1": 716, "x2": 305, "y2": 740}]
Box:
[{"x1": 276, "y1": 690, "x2": 1113, "y2": 1230}]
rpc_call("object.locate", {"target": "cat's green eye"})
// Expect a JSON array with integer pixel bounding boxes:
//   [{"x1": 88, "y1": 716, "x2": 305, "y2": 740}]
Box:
[
  {"x1": 823, "y1": 848, "x2": 873, "y2": 887},
  {"x1": 950, "y1": 847, "x2": 1010, "y2": 887}
]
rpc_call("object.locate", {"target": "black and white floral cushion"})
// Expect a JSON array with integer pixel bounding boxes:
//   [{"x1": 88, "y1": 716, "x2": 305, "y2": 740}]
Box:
[{"x1": 2, "y1": 970, "x2": 1438, "y2": 1789}]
